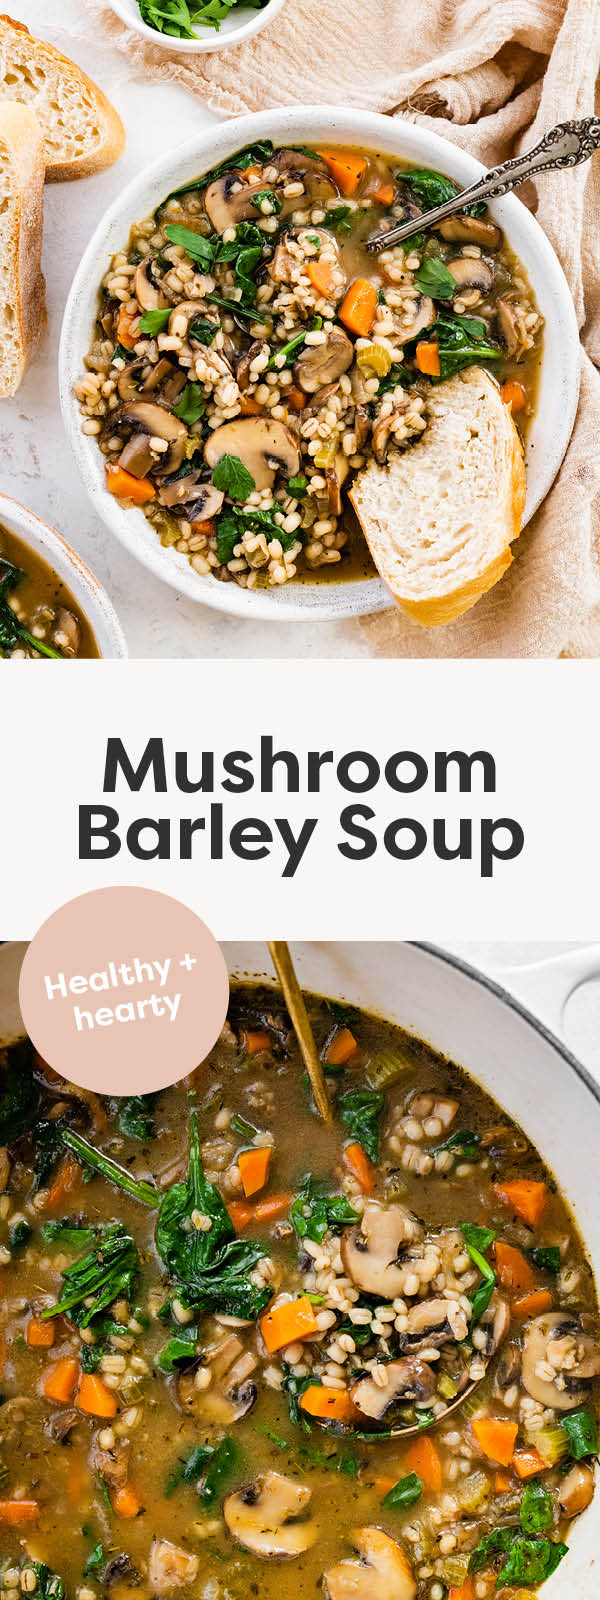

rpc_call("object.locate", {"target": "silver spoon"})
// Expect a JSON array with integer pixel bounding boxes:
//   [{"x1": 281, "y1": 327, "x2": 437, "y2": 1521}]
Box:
[{"x1": 366, "y1": 116, "x2": 600, "y2": 252}]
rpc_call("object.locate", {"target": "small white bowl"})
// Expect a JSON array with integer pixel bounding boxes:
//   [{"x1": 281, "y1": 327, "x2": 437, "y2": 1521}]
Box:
[
  {"x1": 106, "y1": 0, "x2": 286, "y2": 53},
  {"x1": 60, "y1": 107, "x2": 580, "y2": 625},
  {"x1": 0, "y1": 492, "x2": 127, "y2": 658}
]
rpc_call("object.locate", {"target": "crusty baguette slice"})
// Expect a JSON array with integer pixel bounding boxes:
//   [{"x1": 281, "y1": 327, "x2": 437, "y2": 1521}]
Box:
[
  {"x1": 0, "y1": 15, "x2": 125, "y2": 181},
  {"x1": 0, "y1": 102, "x2": 46, "y2": 398},
  {"x1": 349, "y1": 367, "x2": 526, "y2": 626}
]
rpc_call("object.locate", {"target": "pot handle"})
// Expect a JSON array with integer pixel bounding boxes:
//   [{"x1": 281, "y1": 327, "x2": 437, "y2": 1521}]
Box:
[{"x1": 493, "y1": 946, "x2": 600, "y2": 1043}]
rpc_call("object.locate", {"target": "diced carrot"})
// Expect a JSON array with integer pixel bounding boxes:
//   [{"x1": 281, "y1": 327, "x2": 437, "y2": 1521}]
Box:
[
  {"x1": 77, "y1": 1373, "x2": 118, "y2": 1418},
  {"x1": 324, "y1": 1027, "x2": 358, "y2": 1066},
  {"x1": 45, "y1": 1157, "x2": 81, "y2": 1214},
  {"x1": 260, "y1": 1295, "x2": 319, "y2": 1353},
  {"x1": 318, "y1": 150, "x2": 367, "y2": 196},
  {"x1": 447, "y1": 1581, "x2": 474, "y2": 1600},
  {"x1": 495, "y1": 1470, "x2": 512, "y2": 1492},
  {"x1": 0, "y1": 1500, "x2": 40, "y2": 1524},
  {"x1": 111, "y1": 1483, "x2": 143, "y2": 1518},
  {"x1": 243, "y1": 165, "x2": 263, "y2": 183},
  {"x1": 339, "y1": 278, "x2": 377, "y2": 338},
  {"x1": 300, "y1": 1385, "x2": 359, "y2": 1424},
  {"x1": 416, "y1": 341, "x2": 441, "y2": 377},
  {"x1": 44, "y1": 1357, "x2": 79, "y2": 1404},
  {"x1": 374, "y1": 1475, "x2": 398, "y2": 1497},
  {"x1": 512, "y1": 1447, "x2": 545, "y2": 1480},
  {"x1": 238, "y1": 395, "x2": 263, "y2": 415},
  {"x1": 243, "y1": 1029, "x2": 272, "y2": 1055},
  {"x1": 27, "y1": 1317, "x2": 56, "y2": 1349},
  {"x1": 472, "y1": 1416, "x2": 519, "y2": 1467},
  {"x1": 227, "y1": 1199, "x2": 254, "y2": 1231},
  {"x1": 343, "y1": 1141, "x2": 375, "y2": 1193},
  {"x1": 286, "y1": 386, "x2": 307, "y2": 412},
  {"x1": 238, "y1": 1145, "x2": 272, "y2": 1198},
  {"x1": 306, "y1": 258, "x2": 337, "y2": 299},
  {"x1": 500, "y1": 380, "x2": 527, "y2": 413},
  {"x1": 512, "y1": 1288, "x2": 553, "y2": 1320},
  {"x1": 404, "y1": 1435, "x2": 442, "y2": 1492},
  {"x1": 370, "y1": 183, "x2": 395, "y2": 206},
  {"x1": 493, "y1": 1180, "x2": 548, "y2": 1228},
  {"x1": 116, "y1": 306, "x2": 139, "y2": 350},
  {"x1": 494, "y1": 1241, "x2": 534, "y2": 1293},
  {"x1": 106, "y1": 463, "x2": 156, "y2": 505},
  {"x1": 190, "y1": 517, "x2": 216, "y2": 536}
]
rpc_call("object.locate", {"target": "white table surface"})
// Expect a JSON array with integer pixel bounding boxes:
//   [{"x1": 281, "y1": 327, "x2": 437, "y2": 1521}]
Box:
[
  {"x1": 443, "y1": 941, "x2": 600, "y2": 1082},
  {"x1": 1, "y1": 0, "x2": 370, "y2": 659}
]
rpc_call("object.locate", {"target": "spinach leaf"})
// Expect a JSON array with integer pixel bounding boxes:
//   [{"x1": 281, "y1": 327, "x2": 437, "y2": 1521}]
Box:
[
  {"x1": 267, "y1": 315, "x2": 322, "y2": 370},
  {"x1": 212, "y1": 453, "x2": 255, "y2": 502},
  {"x1": 215, "y1": 505, "x2": 296, "y2": 566},
  {"x1": 290, "y1": 1175, "x2": 359, "y2": 1243},
  {"x1": 520, "y1": 1481, "x2": 553, "y2": 1534},
  {"x1": 118, "y1": 1093, "x2": 156, "y2": 1141},
  {"x1": 156, "y1": 1324, "x2": 199, "y2": 1371},
  {"x1": 497, "y1": 1537, "x2": 567, "y2": 1587},
  {"x1": 469, "y1": 1525, "x2": 516, "y2": 1573},
  {"x1": 530, "y1": 1245, "x2": 561, "y2": 1274},
  {"x1": 61, "y1": 1128, "x2": 159, "y2": 1206},
  {"x1": 155, "y1": 1108, "x2": 270, "y2": 1319},
  {"x1": 0, "y1": 1040, "x2": 39, "y2": 1141},
  {"x1": 0, "y1": 563, "x2": 61, "y2": 659},
  {"x1": 337, "y1": 1089, "x2": 384, "y2": 1162},
  {"x1": 376, "y1": 361, "x2": 413, "y2": 396},
  {"x1": 323, "y1": 205, "x2": 355, "y2": 236},
  {"x1": 83, "y1": 1545, "x2": 106, "y2": 1578},
  {"x1": 162, "y1": 142, "x2": 275, "y2": 203},
  {"x1": 383, "y1": 1472, "x2": 422, "y2": 1509},
  {"x1": 10, "y1": 1219, "x2": 32, "y2": 1251},
  {"x1": 201, "y1": 1436, "x2": 238, "y2": 1504},
  {"x1": 41, "y1": 1225, "x2": 139, "y2": 1327},
  {"x1": 400, "y1": 167, "x2": 487, "y2": 219},
  {"x1": 414, "y1": 256, "x2": 456, "y2": 300},
  {"x1": 29, "y1": 1565, "x2": 65, "y2": 1600},
  {"x1": 138, "y1": 308, "x2": 171, "y2": 335},
  {"x1": 174, "y1": 382, "x2": 207, "y2": 425},
  {"x1": 562, "y1": 1404, "x2": 598, "y2": 1459},
  {"x1": 188, "y1": 318, "x2": 219, "y2": 346},
  {"x1": 42, "y1": 1221, "x2": 96, "y2": 1248},
  {"x1": 437, "y1": 1129, "x2": 481, "y2": 1162},
  {"x1": 164, "y1": 224, "x2": 216, "y2": 267},
  {"x1": 281, "y1": 1363, "x2": 313, "y2": 1432},
  {"x1": 206, "y1": 291, "x2": 264, "y2": 324},
  {"x1": 460, "y1": 1222, "x2": 496, "y2": 1323},
  {"x1": 427, "y1": 315, "x2": 501, "y2": 381},
  {"x1": 31, "y1": 1119, "x2": 67, "y2": 1192},
  {"x1": 288, "y1": 474, "x2": 308, "y2": 498},
  {"x1": 167, "y1": 1443, "x2": 213, "y2": 1495},
  {"x1": 233, "y1": 245, "x2": 263, "y2": 306},
  {"x1": 249, "y1": 188, "x2": 282, "y2": 215}
]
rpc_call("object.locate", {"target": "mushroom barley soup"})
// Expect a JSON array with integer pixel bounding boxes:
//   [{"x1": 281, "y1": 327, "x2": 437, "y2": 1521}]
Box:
[
  {"x1": 1, "y1": 990, "x2": 598, "y2": 1600},
  {"x1": 0, "y1": 528, "x2": 97, "y2": 659},
  {"x1": 77, "y1": 144, "x2": 544, "y2": 590}
]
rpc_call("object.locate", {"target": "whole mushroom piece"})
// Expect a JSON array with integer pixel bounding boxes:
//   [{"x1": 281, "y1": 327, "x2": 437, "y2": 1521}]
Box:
[
  {"x1": 341, "y1": 1202, "x2": 422, "y2": 1300},
  {"x1": 148, "y1": 1541, "x2": 199, "y2": 1592},
  {"x1": 351, "y1": 1357, "x2": 436, "y2": 1424},
  {"x1": 522, "y1": 1312, "x2": 600, "y2": 1411},
  {"x1": 294, "y1": 326, "x2": 353, "y2": 393},
  {"x1": 223, "y1": 1471, "x2": 317, "y2": 1558},
  {"x1": 324, "y1": 1527, "x2": 415, "y2": 1600},
  {"x1": 119, "y1": 401, "x2": 188, "y2": 476},
  {"x1": 177, "y1": 1332, "x2": 258, "y2": 1426}
]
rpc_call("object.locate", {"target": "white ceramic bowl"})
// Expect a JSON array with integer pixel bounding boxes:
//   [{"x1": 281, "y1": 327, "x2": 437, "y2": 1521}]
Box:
[
  {"x1": 0, "y1": 492, "x2": 127, "y2": 658},
  {"x1": 60, "y1": 107, "x2": 581, "y2": 625},
  {"x1": 106, "y1": 0, "x2": 286, "y2": 53}
]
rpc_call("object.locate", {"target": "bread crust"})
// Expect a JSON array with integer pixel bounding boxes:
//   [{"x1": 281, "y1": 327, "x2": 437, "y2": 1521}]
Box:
[
  {"x1": 350, "y1": 370, "x2": 526, "y2": 627},
  {"x1": 0, "y1": 14, "x2": 125, "y2": 181},
  {"x1": 0, "y1": 102, "x2": 46, "y2": 398}
]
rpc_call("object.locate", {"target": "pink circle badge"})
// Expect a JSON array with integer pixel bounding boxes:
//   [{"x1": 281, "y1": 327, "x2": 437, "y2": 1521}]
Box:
[{"x1": 18, "y1": 887, "x2": 229, "y2": 1096}]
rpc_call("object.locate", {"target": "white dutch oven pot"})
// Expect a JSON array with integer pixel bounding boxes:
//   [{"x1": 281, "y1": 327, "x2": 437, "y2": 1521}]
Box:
[{"x1": 1, "y1": 941, "x2": 599, "y2": 1596}]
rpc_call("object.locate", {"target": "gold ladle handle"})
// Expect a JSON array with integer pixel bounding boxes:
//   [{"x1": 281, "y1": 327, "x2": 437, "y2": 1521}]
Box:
[{"x1": 267, "y1": 941, "x2": 332, "y2": 1123}]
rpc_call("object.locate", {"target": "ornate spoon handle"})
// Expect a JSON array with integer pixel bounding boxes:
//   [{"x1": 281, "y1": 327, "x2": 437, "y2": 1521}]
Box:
[{"x1": 367, "y1": 117, "x2": 600, "y2": 251}]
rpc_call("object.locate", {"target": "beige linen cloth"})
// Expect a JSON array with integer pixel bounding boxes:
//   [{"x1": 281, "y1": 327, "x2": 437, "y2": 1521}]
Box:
[{"x1": 90, "y1": 0, "x2": 600, "y2": 656}]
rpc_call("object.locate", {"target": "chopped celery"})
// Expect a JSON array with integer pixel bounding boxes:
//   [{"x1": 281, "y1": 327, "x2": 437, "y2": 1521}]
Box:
[
  {"x1": 356, "y1": 342, "x2": 392, "y2": 377},
  {"x1": 535, "y1": 1423, "x2": 569, "y2": 1468},
  {"x1": 456, "y1": 1469, "x2": 491, "y2": 1513},
  {"x1": 436, "y1": 1371, "x2": 458, "y2": 1401},
  {"x1": 367, "y1": 1048, "x2": 413, "y2": 1089},
  {"x1": 439, "y1": 1551, "x2": 471, "y2": 1586},
  {"x1": 313, "y1": 434, "x2": 339, "y2": 469}
]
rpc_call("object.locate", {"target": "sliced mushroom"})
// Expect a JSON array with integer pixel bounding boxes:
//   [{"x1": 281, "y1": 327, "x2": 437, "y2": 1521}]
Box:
[
  {"x1": 294, "y1": 327, "x2": 353, "y2": 393},
  {"x1": 159, "y1": 476, "x2": 224, "y2": 518},
  {"x1": 237, "y1": 341, "x2": 264, "y2": 392},
  {"x1": 103, "y1": 1554, "x2": 139, "y2": 1587},
  {"x1": 436, "y1": 216, "x2": 501, "y2": 249},
  {"x1": 177, "y1": 1334, "x2": 258, "y2": 1426},
  {"x1": 558, "y1": 1462, "x2": 595, "y2": 1518},
  {"x1": 341, "y1": 1202, "x2": 422, "y2": 1299},
  {"x1": 135, "y1": 258, "x2": 167, "y2": 312},
  {"x1": 448, "y1": 257, "x2": 494, "y2": 297},
  {"x1": 223, "y1": 1471, "x2": 317, "y2": 1558},
  {"x1": 326, "y1": 453, "x2": 349, "y2": 516},
  {"x1": 399, "y1": 296, "x2": 435, "y2": 345},
  {"x1": 148, "y1": 1540, "x2": 199, "y2": 1592},
  {"x1": 118, "y1": 435, "x2": 156, "y2": 479},
  {"x1": 204, "y1": 172, "x2": 269, "y2": 233},
  {"x1": 52, "y1": 608, "x2": 81, "y2": 658},
  {"x1": 270, "y1": 148, "x2": 337, "y2": 206},
  {"x1": 496, "y1": 299, "x2": 522, "y2": 360},
  {"x1": 204, "y1": 416, "x2": 300, "y2": 491},
  {"x1": 120, "y1": 401, "x2": 188, "y2": 475},
  {"x1": 371, "y1": 411, "x2": 399, "y2": 465},
  {"x1": 522, "y1": 1312, "x2": 600, "y2": 1410},
  {"x1": 324, "y1": 1526, "x2": 416, "y2": 1600},
  {"x1": 398, "y1": 1297, "x2": 469, "y2": 1352},
  {"x1": 351, "y1": 1358, "x2": 436, "y2": 1423},
  {"x1": 354, "y1": 406, "x2": 371, "y2": 449},
  {"x1": 479, "y1": 1294, "x2": 511, "y2": 1360}
]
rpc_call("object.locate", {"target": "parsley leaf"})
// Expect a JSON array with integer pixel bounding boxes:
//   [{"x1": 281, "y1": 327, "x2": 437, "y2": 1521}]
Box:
[
  {"x1": 212, "y1": 453, "x2": 255, "y2": 502},
  {"x1": 174, "y1": 382, "x2": 207, "y2": 424},
  {"x1": 415, "y1": 256, "x2": 456, "y2": 301},
  {"x1": 138, "y1": 308, "x2": 171, "y2": 335}
]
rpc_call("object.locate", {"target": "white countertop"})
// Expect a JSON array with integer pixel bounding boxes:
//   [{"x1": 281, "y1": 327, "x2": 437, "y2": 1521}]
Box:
[{"x1": 1, "y1": 0, "x2": 370, "y2": 659}]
